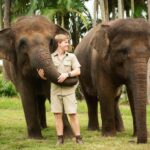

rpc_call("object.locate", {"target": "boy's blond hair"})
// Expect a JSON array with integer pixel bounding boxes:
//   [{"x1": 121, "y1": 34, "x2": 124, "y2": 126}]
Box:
[{"x1": 55, "y1": 34, "x2": 70, "y2": 43}]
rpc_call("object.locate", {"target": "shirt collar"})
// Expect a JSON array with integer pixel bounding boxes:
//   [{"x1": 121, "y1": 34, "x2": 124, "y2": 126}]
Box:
[{"x1": 53, "y1": 51, "x2": 69, "y2": 57}]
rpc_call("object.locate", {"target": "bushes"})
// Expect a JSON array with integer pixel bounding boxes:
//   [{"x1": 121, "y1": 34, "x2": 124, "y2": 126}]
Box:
[{"x1": 0, "y1": 74, "x2": 17, "y2": 97}]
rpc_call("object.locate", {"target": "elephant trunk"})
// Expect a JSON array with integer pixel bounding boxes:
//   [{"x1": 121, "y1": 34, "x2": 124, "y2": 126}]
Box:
[
  {"x1": 131, "y1": 58, "x2": 147, "y2": 143},
  {"x1": 31, "y1": 49, "x2": 78, "y2": 86}
]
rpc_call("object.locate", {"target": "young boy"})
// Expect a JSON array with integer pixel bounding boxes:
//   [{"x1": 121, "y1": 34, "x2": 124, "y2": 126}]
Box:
[{"x1": 38, "y1": 34, "x2": 83, "y2": 145}]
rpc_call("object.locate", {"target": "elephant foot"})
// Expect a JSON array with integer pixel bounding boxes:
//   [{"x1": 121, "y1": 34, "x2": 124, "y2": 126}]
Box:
[
  {"x1": 116, "y1": 126, "x2": 125, "y2": 132},
  {"x1": 41, "y1": 124, "x2": 48, "y2": 129},
  {"x1": 102, "y1": 130, "x2": 116, "y2": 137},
  {"x1": 28, "y1": 134, "x2": 43, "y2": 140},
  {"x1": 28, "y1": 129, "x2": 43, "y2": 139},
  {"x1": 137, "y1": 137, "x2": 147, "y2": 144},
  {"x1": 88, "y1": 122, "x2": 99, "y2": 131},
  {"x1": 87, "y1": 125, "x2": 100, "y2": 131}
]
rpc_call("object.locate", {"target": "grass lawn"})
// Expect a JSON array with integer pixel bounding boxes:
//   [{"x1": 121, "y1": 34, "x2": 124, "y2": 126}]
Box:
[{"x1": 0, "y1": 97, "x2": 150, "y2": 150}]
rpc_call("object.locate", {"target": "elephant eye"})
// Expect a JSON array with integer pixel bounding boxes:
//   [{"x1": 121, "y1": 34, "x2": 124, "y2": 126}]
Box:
[
  {"x1": 118, "y1": 47, "x2": 129, "y2": 55},
  {"x1": 18, "y1": 38, "x2": 29, "y2": 53}
]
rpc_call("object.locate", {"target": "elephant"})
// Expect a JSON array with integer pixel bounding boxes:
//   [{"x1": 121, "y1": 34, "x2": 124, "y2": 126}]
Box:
[
  {"x1": 75, "y1": 19, "x2": 150, "y2": 143},
  {"x1": 0, "y1": 16, "x2": 78, "y2": 139}
]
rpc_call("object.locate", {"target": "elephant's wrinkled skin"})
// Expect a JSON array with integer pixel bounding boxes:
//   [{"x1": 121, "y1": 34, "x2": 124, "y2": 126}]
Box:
[
  {"x1": 0, "y1": 16, "x2": 78, "y2": 139},
  {"x1": 75, "y1": 19, "x2": 150, "y2": 143}
]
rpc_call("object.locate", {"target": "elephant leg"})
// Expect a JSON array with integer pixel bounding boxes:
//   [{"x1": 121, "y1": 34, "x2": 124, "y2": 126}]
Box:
[
  {"x1": 84, "y1": 93, "x2": 99, "y2": 130},
  {"x1": 126, "y1": 86, "x2": 137, "y2": 136},
  {"x1": 114, "y1": 88, "x2": 125, "y2": 132},
  {"x1": 20, "y1": 88, "x2": 42, "y2": 139},
  {"x1": 99, "y1": 77, "x2": 117, "y2": 136},
  {"x1": 37, "y1": 95, "x2": 47, "y2": 129}
]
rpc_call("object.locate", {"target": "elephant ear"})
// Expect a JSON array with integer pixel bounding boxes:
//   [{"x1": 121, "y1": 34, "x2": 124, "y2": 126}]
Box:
[
  {"x1": 90, "y1": 24, "x2": 110, "y2": 59},
  {"x1": 0, "y1": 28, "x2": 15, "y2": 62},
  {"x1": 50, "y1": 24, "x2": 70, "y2": 53}
]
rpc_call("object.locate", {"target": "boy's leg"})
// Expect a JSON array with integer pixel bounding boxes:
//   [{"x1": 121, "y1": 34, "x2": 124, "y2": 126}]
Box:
[
  {"x1": 54, "y1": 113, "x2": 63, "y2": 136},
  {"x1": 63, "y1": 94, "x2": 83, "y2": 144},
  {"x1": 54, "y1": 113, "x2": 64, "y2": 145},
  {"x1": 51, "y1": 94, "x2": 64, "y2": 145},
  {"x1": 69, "y1": 114, "x2": 83, "y2": 144},
  {"x1": 63, "y1": 94, "x2": 79, "y2": 135},
  {"x1": 69, "y1": 114, "x2": 80, "y2": 136}
]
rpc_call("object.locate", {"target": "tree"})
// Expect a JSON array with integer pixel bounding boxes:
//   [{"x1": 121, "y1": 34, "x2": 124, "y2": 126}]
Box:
[
  {"x1": 0, "y1": 0, "x2": 3, "y2": 29},
  {"x1": 131, "y1": 0, "x2": 135, "y2": 18},
  {"x1": 105, "y1": 0, "x2": 109, "y2": 21},
  {"x1": 40, "y1": 0, "x2": 92, "y2": 47},
  {"x1": 93, "y1": 0, "x2": 98, "y2": 26},
  {"x1": 147, "y1": 0, "x2": 150, "y2": 104},
  {"x1": 99, "y1": 0, "x2": 109, "y2": 22},
  {"x1": 3, "y1": 0, "x2": 11, "y2": 28},
  {"x1": 148, "y1": 0, "x2": 150, "y2": 22},
  {"x1": 118, "y1": 0, "x2": 124, "y2": 18}
]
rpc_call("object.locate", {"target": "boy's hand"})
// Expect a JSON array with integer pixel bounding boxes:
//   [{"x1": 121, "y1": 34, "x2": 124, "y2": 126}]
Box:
[
  {"x1": 37, "y1": 69, "x2": 47, "y2": 80},
  {"x1": 58, "y1": 73, "x2": 68, "y2": 83}
]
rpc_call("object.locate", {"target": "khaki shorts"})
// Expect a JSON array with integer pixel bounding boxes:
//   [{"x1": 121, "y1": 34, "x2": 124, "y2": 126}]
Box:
[{"x1": 51, "y1": 93, "x2": 77, "y2": 114}]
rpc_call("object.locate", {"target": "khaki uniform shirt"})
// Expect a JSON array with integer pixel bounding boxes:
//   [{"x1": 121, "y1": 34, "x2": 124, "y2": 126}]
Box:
[{"x1": 51, "y1": 51, "x2": 81, "y2": 96}]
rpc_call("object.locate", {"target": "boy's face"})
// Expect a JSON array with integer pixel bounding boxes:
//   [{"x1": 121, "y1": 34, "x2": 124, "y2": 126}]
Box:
[{"x1": 58, "y1": 39, "x2": 70, "y2": 52}]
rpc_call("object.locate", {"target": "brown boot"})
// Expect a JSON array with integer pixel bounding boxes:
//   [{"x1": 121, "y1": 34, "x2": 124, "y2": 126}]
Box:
[
  {"x1": 76, "y1": 135, "x2": 83, "y2": 144},
  {"x1": 56, "y1": 135, "x2": 64, "y2": 146}
]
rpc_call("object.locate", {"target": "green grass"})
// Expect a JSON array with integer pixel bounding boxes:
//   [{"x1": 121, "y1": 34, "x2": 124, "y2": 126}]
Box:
[{"x1": 0, "y1": 97, "x2": 150, "y2": 150}]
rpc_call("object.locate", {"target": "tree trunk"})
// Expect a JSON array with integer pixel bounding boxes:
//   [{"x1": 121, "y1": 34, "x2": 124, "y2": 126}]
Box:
[
  {"x1": 0, "y1": 0, "x2": 3, "y2": 29},
  {"x1": 3, "y1": 0, "x2": 11, "y2": 28},
  {"x1": 93, "y1": 0, "x2": 98, "y2": 26},
  {"x1": 118, "y1": 0, "x2": 124, "y2": 18},
  {"x1": 99, "y1": 0, "x2": 105, "y2": 22},
  {"x1": 111, "y1": 0, "x2": 116, "y2": 19},
  {"x1": 105, "y1": 0, "x2": 109, "y2": 21},
  {"x1": 147, "y1": 0, "x2": 150, "y2": 104},
  {"x1": 71, "y1": 14, "x2": 79, "y2": 50},
  {"x1": 61, "y1": 14, "x2": 65, "y2": 28},
  {"x1": 131, "y1": 0, "x2": 135, "y2": 18},
  {"x1": 147, "y1": 59, "x2": 150, "y2": 104},
  {"x1": 148, "y1": 0, "x2": 150, "y2": 23},
  {"x1": 2, "y1": 0, "x2": 11, "y2": 80},
  {"x1": 99, "y1": 0, "x2": 109, "y2": 22}
]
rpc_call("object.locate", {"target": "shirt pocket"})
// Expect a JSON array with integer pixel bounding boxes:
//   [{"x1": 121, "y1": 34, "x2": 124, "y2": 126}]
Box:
[
  {"x1": 53, "y1": 61, "x2": 59, "y2": 67},
  {"x1": 63, "y1": 60, "x2": 72, "y2": 72}
]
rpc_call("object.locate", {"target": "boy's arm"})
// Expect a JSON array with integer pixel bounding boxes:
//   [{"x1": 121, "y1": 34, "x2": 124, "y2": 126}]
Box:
[
  {"x1": 57, "y1": 68, "x2": 80, "y2": 83},
  {"x1": 67, "y1": 68, "x2": 80, "y2": 77}
]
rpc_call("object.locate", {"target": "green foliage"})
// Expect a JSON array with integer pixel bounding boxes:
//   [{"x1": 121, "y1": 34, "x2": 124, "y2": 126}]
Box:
[
  {"x1": 0, "y1": 74, "x2": 17, "y2": 97},
  {"x1": 8, "y1": 0, "x2": 92, "y2": 48}
]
